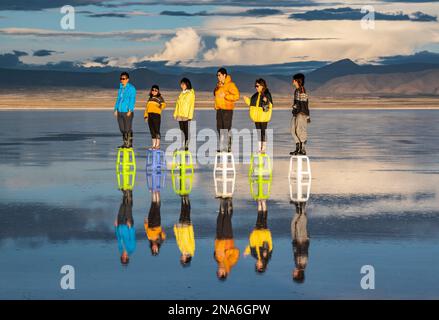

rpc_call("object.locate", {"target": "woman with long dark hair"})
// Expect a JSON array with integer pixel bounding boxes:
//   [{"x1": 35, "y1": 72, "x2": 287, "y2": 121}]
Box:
[
  {"x1": 174, "y1": 78, "x2": 195, "y2": 151},
  {"x1": 244, "y1": 78, "x2": 273, "y2": 153},
  {"x1": 290, "y1": 73, "x2": 310, "y2": 156},
  {"x1": 144, "y1": 85, "x2": 166, "y2": 150}
]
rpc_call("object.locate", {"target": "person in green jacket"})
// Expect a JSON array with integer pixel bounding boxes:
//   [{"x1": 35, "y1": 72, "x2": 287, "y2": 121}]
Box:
[{"x1": 174, "y1": 78, "x2": 195, "y2": 151}]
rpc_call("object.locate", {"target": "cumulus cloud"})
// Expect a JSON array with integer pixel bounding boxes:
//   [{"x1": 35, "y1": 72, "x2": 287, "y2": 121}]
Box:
[
  {"x1": 198, "y1": 15, "x2": 439, "y2": 66},
  {"x1": 148, "y1": 28, "x2": 202, "y2": 64}
]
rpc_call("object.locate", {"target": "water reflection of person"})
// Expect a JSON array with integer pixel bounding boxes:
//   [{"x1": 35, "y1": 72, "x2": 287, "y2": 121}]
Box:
[
  {"x1": 244, "y1": 199, "x2": 273, "y2": 273},
  {"x1": 291, "y1": 201, "x2": 310, "y2": 283},
  {"x1": 174, "y1": 195, "x2": 195, "y2": 267},
  {"x1": 144, "y1": 190, "x2": 166, "y2": 256},
  {"x1": 214, "y1": 198, "x2": 239, "y2": 281},
  {"x1": 114, "y1": 189, "x2": 136, "y2": 266}
]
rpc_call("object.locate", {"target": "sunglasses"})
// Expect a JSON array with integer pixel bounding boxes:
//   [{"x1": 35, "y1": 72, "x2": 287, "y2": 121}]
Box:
[
  {"x1": 255, "y1": 84, "x2": 261, "y2": 88},
  {"x1": 120, "y1": 77, "x2": 128, "y2": 80},
  {"x1": 152, "y1": 89, "x2": 158, "y2": 92}
]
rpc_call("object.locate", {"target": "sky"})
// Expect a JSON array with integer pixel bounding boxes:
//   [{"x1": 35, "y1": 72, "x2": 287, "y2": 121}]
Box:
[{"x1": 0, "y1": 0, "x2": 438, "y2": 69}]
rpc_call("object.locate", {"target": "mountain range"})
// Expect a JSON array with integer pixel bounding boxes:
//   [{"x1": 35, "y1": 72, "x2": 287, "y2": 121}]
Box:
[{"x1": 1, "y1": 51, "x2": 439, "y2": 97}]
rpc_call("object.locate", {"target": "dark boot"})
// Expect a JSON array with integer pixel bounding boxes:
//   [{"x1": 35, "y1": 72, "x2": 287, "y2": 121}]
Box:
[
  {"x1": 217, "y1": 135, "x2": 221, "y2": 153},
  {"x1": 127, "y1": 131, "x2": 133, "y2": 148},
  {"x1": 227, "y1": 135, "x2": 232, "y2": 153},
  {"x1": 290, "y1": 143, "x2": 300, "y2": 156},
  {"x1": 299, "y1": 141, "x2": 307, "y2": 155},
  {"x1": 184, "y1": 139, "x2": 189, "y2": 151},
  {"x1": 119, "y1": 133, "x2": 127, "y2": 148}
]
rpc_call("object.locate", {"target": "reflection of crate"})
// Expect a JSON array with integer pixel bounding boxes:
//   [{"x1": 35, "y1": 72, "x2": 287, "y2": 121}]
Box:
[
  {"x1": 146, "y1": 171, "x2": 165, "y2": 192},
  {"x1": 116, "y1": 148, "x2": 136, "y2": 190},
  {"x1": 289, "y1": 156, "x2": 312, "y2": 202},
  {"x1": 146, "y1": 149, "x2": 166, "y2": 174},
  {"x1": 117, "y1": 169, "x2": 136, "y2": 191},
  {"x1": 249, "y1": 173, "x2": 272, "y2": 200},
  {"x1": 171, "y1": 150, "x2": 194, "y2": 196},
  {"x1": 214, "y1": 152, "x2": 236, "y2": 198},
  {"x1": 249, "y1": 153, "x2": 272, "y2": 178},
  {"x1": 116, "y1": 148, "x2": 136, "y2": 173}
]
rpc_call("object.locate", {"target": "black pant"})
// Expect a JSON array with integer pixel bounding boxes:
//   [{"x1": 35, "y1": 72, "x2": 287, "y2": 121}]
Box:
[
  {"x1": 255, "y1": 122, "x2": 268, "y2": 142},
  {"x1": 216, "y1": 198, "x2": 233, "y2": 239},
  {"x1": 256, "y1": 210, "x2": 268, "y2": 229},
  {"x1": 117, "y1": 190, "x2": 133, "y2": 225},
  {"x1": 179, "y1": 120, "x2": 189, "y2": 144},
  {"x1": 216, "y1": 109, "x2": 233, "y2": 133},
  {"x1": 148, "y1": 201, "x2": 161, "y2": 228},
  {"x1": 117, "y1": 112, "x2": 133, "y2": 135},
  {"x1": 148, "y1": 113, "x2": 161, "y2": 139},
  {"x1": 179, "y1": 196, "x2": 191, "y2": 224}
]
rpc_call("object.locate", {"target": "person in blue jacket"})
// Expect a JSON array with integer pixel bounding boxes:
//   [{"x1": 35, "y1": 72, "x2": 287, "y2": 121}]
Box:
[
  {"x1": 114, "y1": 72, "x2": 136, "y2": 148},
  {"x1": 114, "y1": 189, "x2": 136, "y2": 265}
]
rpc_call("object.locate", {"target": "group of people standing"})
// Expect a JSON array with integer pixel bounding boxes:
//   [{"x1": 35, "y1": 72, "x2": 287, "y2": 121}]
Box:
[{"x1": 113, "y1": 68, "x2": 310, "y2": 155}]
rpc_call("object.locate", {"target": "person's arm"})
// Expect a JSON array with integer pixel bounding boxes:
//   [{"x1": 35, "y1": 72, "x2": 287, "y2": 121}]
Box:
[
  {"x1": 128, "y1": 86, "x2": 136, "y2": 113},
  {"x1": 144, "y1": 101, "x2": 149, "y2": 120},
  {"x1": 243, "y1": 96, "x2": 251, "y2": 106},
  {"x1": 225, "y1": 82, "x2": 240, "y2": 102},
  {"x1": 244, "y1": 245, "x2": 250, "y2": 256},
  {"x1": 187, "y1": 90, "x2": 195, "y2": 120},
  {"x1": 160, "y1": 99, "x2": 166, "y2": 110},
  {"x1": 174, "y1": 96, "x2": 179, "y2": 119}
]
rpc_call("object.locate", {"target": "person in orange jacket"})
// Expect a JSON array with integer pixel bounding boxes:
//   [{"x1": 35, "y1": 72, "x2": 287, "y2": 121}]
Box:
[
  {"x1": 214, "y1": 68, "x2": 240, "y2": 152},
  {"x1": 144, "y1": 190, "x2": 166, "y2": 256},
  {"x1": 214, "y1": 198, "x2": 239, "y2": 280}
]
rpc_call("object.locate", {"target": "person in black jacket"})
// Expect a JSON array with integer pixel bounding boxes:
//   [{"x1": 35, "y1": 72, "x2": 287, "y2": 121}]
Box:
[{"x1": 290, "y1": 73, "x2": 310, "y2": 156}]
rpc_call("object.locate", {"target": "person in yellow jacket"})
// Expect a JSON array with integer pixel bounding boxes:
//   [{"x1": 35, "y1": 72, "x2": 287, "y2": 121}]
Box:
[
  {"x1": 214, "y1": 68, "x2": 240, "y2": 152},
  {"x1": 173, "y1": 195, "x2": 195, "y2": 267},
  {"x1": 244, "y1": 199, "x2": 273, "y2": 273},
  {"x1": 144, "y1": 85, "x2": 166, "y2": 150},
  {"x1": 174, "y1": 78, "x2": 195, "y2": 151},
  {"x1": 244, "y1": 78, "x2": 273, "y2": 153},
  {"x1": 214, "y1": 198, "x2": 239, "y2": 280},
  {"x1": 144, "y1": 190, "x2": 166, "y2": 256}
]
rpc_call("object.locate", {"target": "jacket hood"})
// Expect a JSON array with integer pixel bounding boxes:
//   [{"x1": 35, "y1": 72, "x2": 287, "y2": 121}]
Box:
[{"x1": 225, "y1": 75, "x2": 232, "y2": 84}]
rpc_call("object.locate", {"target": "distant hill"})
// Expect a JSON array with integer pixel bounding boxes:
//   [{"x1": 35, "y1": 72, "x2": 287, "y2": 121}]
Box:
[
  {"x1": 314, "y1": 68, "x2": 439, "y2": 97},
  {"x1": 1, "y1": 57, "x2": 439, "y2": 97}
]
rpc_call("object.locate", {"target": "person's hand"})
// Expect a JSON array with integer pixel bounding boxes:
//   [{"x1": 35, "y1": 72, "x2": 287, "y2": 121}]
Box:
[
  {"x1": 114, "y1": 111, "x2": 118, "y2": 117},
  {"x1": 127, "y1": 111, "x2": 132, "y2": 117},
  {"x1": 243, "y1": 252, "x2": 249, "y2": 257},
  {"x1": 144, "y1": 117, "x2": 148, "y2": 122},
  {"x1": 243, "y1": 96, "x2": 249, "y2": 101},
  {"x1": 263, "y1": 96, "x2": 268, "y2": 103}
]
